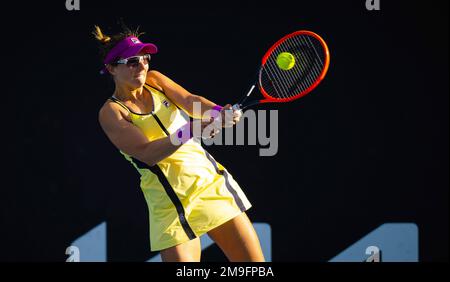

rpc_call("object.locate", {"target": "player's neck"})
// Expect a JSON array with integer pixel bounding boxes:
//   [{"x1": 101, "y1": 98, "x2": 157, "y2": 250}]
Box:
[{"x1": 113, "y1": 84, "x2": 145, "y2": 102}]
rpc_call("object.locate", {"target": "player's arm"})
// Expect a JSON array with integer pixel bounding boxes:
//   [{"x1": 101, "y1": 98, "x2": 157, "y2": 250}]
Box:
[
  {"x1": 147, "y1": 70, "x2": 242, "y2": 126},
  {"x1": 146, "y1": 70, "x2": 221, "y2": 119},
  {"x1": 98, "y1": 102, "x2": 185, "y2": 167}
]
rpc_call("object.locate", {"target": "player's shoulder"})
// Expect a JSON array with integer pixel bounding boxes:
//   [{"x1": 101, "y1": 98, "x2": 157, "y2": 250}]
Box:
[
  {"x1": 147, "y1": 69, "x2": 165, "y2": 80},
  {"x1": 98, "y1": 98, "x2": 129, "y2": 125},
  {"x1": 146, "y1": 70, "x2": 170, "y2": 91}
]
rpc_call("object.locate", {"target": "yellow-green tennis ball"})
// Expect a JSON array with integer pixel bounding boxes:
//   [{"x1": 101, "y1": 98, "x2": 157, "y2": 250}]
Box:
[{"x1": 276, "y1": 52, "x2": 296, "y2": 70}]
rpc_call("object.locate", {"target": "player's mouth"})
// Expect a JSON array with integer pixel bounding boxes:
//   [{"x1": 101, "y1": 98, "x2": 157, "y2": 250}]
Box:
[{"x1": 134, "y1": 72, "x2": 146, "y2": 78}]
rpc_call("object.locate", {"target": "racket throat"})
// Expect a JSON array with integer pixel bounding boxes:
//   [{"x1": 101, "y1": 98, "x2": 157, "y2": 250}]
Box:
[{"x1": 235, "y1": 84, "x2": 257, "y2": 110}]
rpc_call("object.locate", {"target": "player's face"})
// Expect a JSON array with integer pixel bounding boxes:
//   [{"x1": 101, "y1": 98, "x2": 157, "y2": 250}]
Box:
[{"x1": 110, "y1": 51, "x2": 150, "y2": 88}]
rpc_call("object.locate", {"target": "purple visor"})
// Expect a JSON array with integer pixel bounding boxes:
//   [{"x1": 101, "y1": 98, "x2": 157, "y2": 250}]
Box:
[{"x1": 100, "y1": 36, "x2": 158, "y2": 74}]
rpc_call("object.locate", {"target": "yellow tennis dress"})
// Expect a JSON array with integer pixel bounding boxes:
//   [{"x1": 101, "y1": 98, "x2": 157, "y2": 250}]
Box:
[{"x1": 108, "y1": 83, "x2": 252, "y2": 251}]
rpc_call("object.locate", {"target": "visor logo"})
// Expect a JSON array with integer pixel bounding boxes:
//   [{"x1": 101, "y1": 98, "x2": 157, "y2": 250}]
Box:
[{"x1": 130, "y1": 38, "x2": 140, "y2": 44}]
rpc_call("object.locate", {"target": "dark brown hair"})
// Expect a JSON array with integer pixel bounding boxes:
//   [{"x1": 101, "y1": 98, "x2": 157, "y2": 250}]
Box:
[{"x1": 92, "y1": 24, "x2": 145, "y2": 61}]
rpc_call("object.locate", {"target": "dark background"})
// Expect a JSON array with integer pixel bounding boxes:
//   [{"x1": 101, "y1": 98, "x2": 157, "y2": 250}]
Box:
[{"x1": 5, "y1": 0, "x2": 448, "y2": 261}]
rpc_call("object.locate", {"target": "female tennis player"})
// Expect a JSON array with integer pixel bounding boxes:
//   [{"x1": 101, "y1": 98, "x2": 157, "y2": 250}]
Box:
[{"x1": 94, "y1": 25, "x2": 265, "y2": 262}]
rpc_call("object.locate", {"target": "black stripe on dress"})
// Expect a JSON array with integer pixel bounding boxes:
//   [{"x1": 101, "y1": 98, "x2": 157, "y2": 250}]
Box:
[
  {"x1": 203, "y1": 151, "x2": 246, "y2": 212},
  {"x1": 130, "y1": 157, "x2": 197, "y2": 240}
]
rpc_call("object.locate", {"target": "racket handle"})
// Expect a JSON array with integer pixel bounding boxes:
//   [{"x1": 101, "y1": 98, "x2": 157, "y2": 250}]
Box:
[{"x1": 233, "y1": 100, "x2": 260, "y2": 111}]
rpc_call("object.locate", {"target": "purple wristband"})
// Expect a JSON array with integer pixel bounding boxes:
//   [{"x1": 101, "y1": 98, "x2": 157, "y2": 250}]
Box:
[{"x1": 210, "y1": 105, "x2": 223, "y2": 119}]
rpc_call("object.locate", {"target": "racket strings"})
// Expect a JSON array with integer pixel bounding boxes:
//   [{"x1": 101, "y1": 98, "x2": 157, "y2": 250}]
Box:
[
  {"x1": 265, "y1": 36, "x2": 322, "y2": 97},
  {"x1": 260, "y1": 34, "x2": 326, "y2": 100},
  {"x1": 277, "y1": 35, "x2": 324, "y2": 95},
  {"x1": 268, "y1": 38, "x2": 313, "y2": 96}
]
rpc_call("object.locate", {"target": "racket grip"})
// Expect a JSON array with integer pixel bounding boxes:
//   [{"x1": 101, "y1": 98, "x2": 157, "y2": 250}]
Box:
[{"x1": 232, "y1": 104, "x2": 241, "y2": 111}]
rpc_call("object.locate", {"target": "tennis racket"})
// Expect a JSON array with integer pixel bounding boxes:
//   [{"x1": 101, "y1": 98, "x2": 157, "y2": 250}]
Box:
[{"x1": 233, "y1": 30, "x2": 330, "y2": 111}]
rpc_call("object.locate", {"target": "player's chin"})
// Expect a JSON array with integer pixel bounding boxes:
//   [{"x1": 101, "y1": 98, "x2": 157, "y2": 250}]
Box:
[{"x1": 130, "y1": 74, "x2": 147, "y2": 86}]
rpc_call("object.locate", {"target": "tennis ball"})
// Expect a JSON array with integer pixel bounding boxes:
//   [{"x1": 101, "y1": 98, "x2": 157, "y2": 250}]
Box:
[{"x1": 276, "y1": 52, "x2": 296, "y2": 70}]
